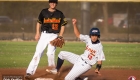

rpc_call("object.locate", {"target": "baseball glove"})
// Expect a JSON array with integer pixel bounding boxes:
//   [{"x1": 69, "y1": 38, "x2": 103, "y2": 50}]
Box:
[{"x1": 50, "y1": 36, "x2": 65, "y2": 48}]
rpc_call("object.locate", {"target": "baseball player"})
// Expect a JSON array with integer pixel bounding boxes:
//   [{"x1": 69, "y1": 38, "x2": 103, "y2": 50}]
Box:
[
  {"x1": 25, "y1": 0, "x2": 67, "y2": 78},
  {"x1": 47, "y1": 19, "x2": 105, "y2": 80}
]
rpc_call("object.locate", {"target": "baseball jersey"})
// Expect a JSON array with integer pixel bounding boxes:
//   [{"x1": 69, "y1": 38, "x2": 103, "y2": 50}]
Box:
[
  {"x1": 80, "y1": 34, "x2": 105, "y2": 65},
  {"x1": 37, "y1": 8, "x2": 67, "y2": 33}
]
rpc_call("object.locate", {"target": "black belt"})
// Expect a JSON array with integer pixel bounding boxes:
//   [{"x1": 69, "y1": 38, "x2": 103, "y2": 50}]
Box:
[
  {"x1": 42, "y1": 31, "x2": 57, "y2": 34},
  {"x1": 81, "y1": 58, "x2": 92, "y2": 67}
]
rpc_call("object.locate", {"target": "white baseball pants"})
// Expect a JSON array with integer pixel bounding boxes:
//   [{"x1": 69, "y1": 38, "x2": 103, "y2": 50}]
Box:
[
  {"x1": 58, "y1": 51, "x2": 92, "y2": 80},
  {"x1": 26, "y1": 32, "x2": 58, "y2": 75}
]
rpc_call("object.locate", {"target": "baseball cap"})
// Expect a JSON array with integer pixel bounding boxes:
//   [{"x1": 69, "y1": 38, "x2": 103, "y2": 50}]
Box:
[{"x1": 49, "y1": 0, "x2": 58, "y2": 4}]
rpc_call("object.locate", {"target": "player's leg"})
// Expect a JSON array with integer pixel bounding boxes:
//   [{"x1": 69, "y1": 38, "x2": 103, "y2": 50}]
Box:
[
  {"x1": 65, "y1": 58, "x2": 91, "y2": 80},
  {"x1": 56, "y1": 51, "x2": 80, "y2": 71},
  {"x1": 46, "y1": 51, "x2": 80, "y2": 74},
  {"x1": 26, "y1": 33, "x2": 49, "y2": 75},
  {"x1": 46, "y1": 33, "x2": 58, "y2": 68},
  {"x1": 46, "y1": 43, "x2": 56, "y2": 67}
]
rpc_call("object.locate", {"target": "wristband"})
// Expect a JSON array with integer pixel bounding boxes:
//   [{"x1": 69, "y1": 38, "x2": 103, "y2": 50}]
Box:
[{"x1": 96, "y1": 64, "x2": 102, "y2": 71}]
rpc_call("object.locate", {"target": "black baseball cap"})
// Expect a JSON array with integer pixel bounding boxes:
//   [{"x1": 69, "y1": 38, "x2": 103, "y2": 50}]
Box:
[{"x1": 49, "y1": 0, "x2": 58, "y2": 4}]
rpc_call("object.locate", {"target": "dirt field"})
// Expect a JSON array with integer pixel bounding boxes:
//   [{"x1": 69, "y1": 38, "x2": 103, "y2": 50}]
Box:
[{"x1": 0, "y1": 66, "x2": 140, "y2": 80}]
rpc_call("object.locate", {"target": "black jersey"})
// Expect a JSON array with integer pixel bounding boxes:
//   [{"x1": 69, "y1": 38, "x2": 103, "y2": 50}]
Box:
[{"x1": 37, "y1": 8, "x2": 67, "y2": 33}]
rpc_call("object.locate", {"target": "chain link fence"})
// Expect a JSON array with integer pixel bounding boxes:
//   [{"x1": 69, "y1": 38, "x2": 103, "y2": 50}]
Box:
[{"x1": 0, "y1": 1, "x2": 140, "y2": 42}]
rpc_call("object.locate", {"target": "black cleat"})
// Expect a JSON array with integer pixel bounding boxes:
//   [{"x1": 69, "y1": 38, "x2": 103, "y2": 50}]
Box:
[
  {"x1": 25, "y1": 73, "x2": 31, "y2": 79},
  {"x1": 75, "y1": 77, "x2": 88, "y2": 80},
  {"x1": 75, "y1": 77, "x2": 82, "y2": 80}
]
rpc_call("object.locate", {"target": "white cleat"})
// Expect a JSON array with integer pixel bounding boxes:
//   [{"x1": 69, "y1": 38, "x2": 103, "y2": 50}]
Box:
[
  {"x1": 46, "y1": 69, "x2": 57, "y2": 74},
  {"x1": 83, "y1": 77, "x2": 88, "y2": 80}
]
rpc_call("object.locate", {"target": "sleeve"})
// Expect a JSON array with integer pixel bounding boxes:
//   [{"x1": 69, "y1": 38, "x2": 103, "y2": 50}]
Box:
[
  {"x1": 79, "y1": 34, "x2": 89, "y2": 44},
  {"x1": 37, "y1": 9, "x2": 44, "y2": 24},
  {"x1": 60, "y1": 12, "x2": 68, "y2": 26},
  {"x1": 97, "y1": 44, "x2": 105, "y2": 61}
]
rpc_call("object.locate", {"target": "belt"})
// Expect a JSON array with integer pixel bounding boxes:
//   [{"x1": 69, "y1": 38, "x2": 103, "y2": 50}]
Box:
[
  {"x1": 81, "y1": 58, "x2": 92, "y2": 67},
  {"x1": 42, "y1": 31, "x2": 57, "y2": 34}
]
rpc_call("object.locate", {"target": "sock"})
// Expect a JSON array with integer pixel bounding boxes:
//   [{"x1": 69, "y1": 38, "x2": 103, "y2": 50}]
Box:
[{"x1": 56, "y1": 57, "x2": 64, "y2": 71}]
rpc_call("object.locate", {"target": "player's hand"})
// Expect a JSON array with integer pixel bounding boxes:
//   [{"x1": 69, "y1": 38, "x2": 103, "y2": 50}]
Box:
[
  {"x1": 35, "y1": 33, "x2": 40, "y2": 41},
  {"x1": 72, "y1": 19, "x2": 77, "y2": 25},
  {"x1": 95, "y1": 69, "x2": 101, "y2": 75}
]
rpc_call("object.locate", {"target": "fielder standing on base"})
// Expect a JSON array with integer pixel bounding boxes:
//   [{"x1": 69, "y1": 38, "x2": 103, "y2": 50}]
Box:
[
  {"x1": 25, "y1": 0, "x2": 67, "y2": 78},
  {"x1": 47, "y1": 19, "x2": 105, "y2": 80}
]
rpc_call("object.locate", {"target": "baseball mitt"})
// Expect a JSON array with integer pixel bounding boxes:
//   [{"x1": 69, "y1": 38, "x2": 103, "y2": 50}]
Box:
[{"x1": 50, "y1": 36, "x2": 65, "y2": 48}]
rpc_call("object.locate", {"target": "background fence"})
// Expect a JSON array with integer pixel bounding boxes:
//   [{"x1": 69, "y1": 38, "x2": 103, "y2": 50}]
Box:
[{"x1": 0, "y1": 1, "x2": 140, "y2": 42}]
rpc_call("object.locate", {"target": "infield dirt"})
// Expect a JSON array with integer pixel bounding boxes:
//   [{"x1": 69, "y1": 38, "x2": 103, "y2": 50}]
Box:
[{"x1": 0, "y1": 66, "x2": 140, "y2": 80}]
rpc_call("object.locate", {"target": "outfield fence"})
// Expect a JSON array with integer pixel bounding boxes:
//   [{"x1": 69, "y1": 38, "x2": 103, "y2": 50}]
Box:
[{"x1": 0, "y1": 1, "x2": 140, "y2": 42}]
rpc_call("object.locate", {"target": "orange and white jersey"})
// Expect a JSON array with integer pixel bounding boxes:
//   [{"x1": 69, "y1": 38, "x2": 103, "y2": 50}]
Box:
[{"x1": 80, "y1": 34, "x2": 105, "y2": 65}]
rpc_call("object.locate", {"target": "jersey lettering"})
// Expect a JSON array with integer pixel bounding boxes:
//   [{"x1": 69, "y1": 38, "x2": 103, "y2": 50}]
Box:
[
  {"x1": 43, "y1": 18, "x2": 60, "y2": 30},
  {"x1": 44, "y1": 18, "x2": 60, "y2": 23},
  {"x1": 85, "y1": 46, "x2": 96, "y2": 60}
]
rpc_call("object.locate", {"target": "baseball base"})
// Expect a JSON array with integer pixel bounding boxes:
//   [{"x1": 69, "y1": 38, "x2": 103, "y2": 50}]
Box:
[{"x1": 35, "y1": 78, "x2": 53, "y2": 80}]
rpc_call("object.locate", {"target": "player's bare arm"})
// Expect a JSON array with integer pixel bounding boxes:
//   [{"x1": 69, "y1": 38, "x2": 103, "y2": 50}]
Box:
[
  {"x1": 72, "y1": 19, "x2": 80, "y2": 38},
  {"x1": 35, "y1": 22, "x2": 41, "y2": 41},
  {"x1": 59, "y1": 26, "x2": 65, "y2": 37}
]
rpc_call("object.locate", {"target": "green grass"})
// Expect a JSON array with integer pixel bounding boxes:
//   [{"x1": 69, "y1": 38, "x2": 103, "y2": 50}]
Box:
[
  {"x1": 0, "y1": 41, "x2": 140, "y2": 69},
  {"x1": 103, "y1": 43, "x2": 140, "y2": 69}
]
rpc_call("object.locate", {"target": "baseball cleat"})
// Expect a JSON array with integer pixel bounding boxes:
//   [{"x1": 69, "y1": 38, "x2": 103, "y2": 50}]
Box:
[
  {"x1": 25, "y1": 73, "x2": 31, "y2": 79},
  {"x1": 83, "y1": 77, "x2": 88, "y2": 80},
  {"x1": 46, "y1": 68, "x2": 57, "y2": 74},
  {"x1": 75, "y1": 77, "x2": 82, "y2": 80}
]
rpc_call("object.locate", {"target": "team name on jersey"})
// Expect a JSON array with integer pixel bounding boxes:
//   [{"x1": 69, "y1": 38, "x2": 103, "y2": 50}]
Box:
[
  {"x1": 44, "y1": 18, "x2": 60, "y2": 23},
  {"x1": 85, "y1": 46, "x2": 96, "y2": 56}
]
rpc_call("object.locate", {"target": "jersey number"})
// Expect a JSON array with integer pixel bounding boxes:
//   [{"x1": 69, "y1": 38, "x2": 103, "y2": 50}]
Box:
[
  {"x1": 52, "y1": 24, "x2": 58, "y2": 30},
  {"x1": 88, "y1": 54, "x2": 93, "y2": 60},
  {"x1": 88, "y1": 52, "x2": 95, "y2": 60}
]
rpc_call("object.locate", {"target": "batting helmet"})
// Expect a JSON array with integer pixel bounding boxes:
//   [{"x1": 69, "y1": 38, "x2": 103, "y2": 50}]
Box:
[
  {"x1": 89, "y1": 27, "x2": 100, "y2": 38},
  {"x1": 49, "y1": 0, "x2": 58, "y2": 4}
]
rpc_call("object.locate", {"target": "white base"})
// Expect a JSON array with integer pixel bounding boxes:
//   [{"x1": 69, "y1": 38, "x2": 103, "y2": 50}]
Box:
[{"x1": 35, "y1": 78, "x2": 53, "y2": 80}]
